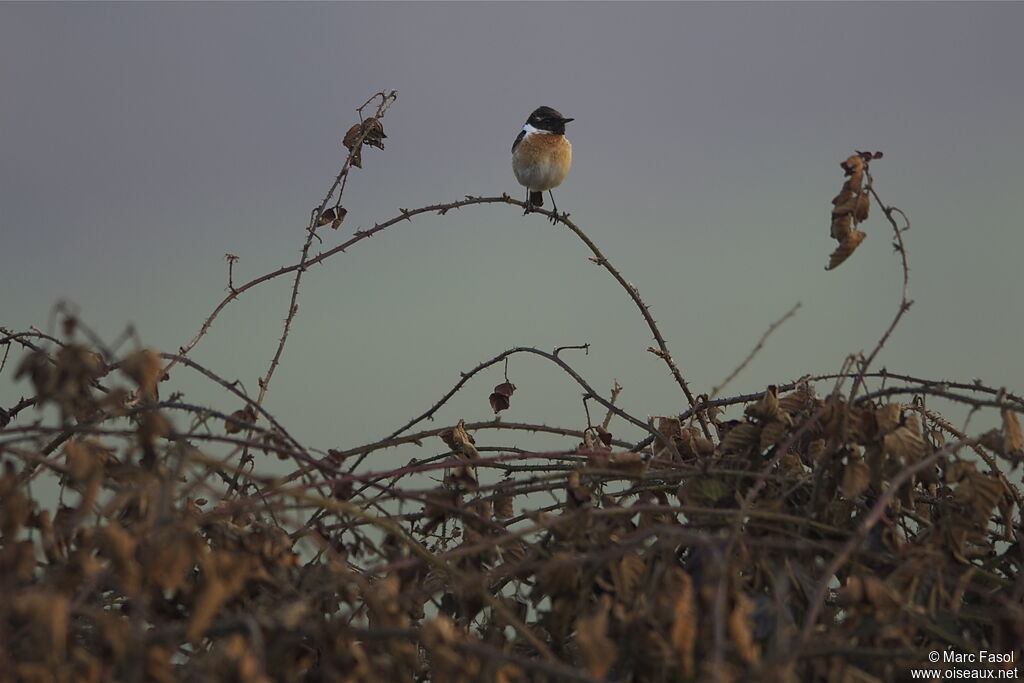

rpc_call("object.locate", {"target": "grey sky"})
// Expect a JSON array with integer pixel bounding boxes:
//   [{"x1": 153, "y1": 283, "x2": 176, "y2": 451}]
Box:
[{"x1": 3, "y1": 2, "x2": 1022, "y2": 467}]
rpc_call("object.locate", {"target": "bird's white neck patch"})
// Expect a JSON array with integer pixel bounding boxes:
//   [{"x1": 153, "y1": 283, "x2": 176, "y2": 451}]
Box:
[{"x1": 523, "y1": 123, "x2": 554, "y2": 135}]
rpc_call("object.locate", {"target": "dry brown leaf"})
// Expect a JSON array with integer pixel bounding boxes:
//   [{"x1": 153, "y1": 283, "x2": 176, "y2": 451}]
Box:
[
  {"x1": 882, "y1": 415, "x2": 928, "y2": 462},
  {"x1": 874, "y1": 404, "x2": 902, "y2": 435},
  {"x1": 607, "y1": 451, "x2": 647, "y2": 474},
  {"x1": 120, "y1": 349, "x2": 163, "y2": 402},
  {"x1": 575, "y1": 598, "x2": 617, "y2": 679},
  {"x1": 489, "y1": 381, "x2": 516, "y2": 413},
  {"x1": 63, "y1": 439, "x2": 109, "y2": 484},
  {"x1": 728, "y1": 592, "x2": 761, "y2": 666},
  {"x1": 440, "y1": 420, "x2": 479, "y2": 459},
  {"x1": 440, "y1": 420, "x2": 479, "y2": 488},
  {"x1": 746, "y1": 386, "x2": 780, "y2": 421},
  {"x1": 12, "y1": 590, "x2": 69, "y2": 660},
  {"x1": 669, "y1": 569, "x2": 697, "y2": 677},
  {"x1": 854, "y1": 192, "x2": 871, "y2": 222},
  {"x1": 495, "y1": 664, "x2": 523, "y2": 683},
  {"x1": 826, "y1": 229, "x2": 867, "y2": 270},
  {"x1": 720, "y1": 421, "x2": 761, "y2": 454},
  {"x1": 952, "y1": 470, "x2": 1005, "y2": 526},
  {"x1": 536, "y1": 552, "x2": 582, "y2": 597},
  {"x1": 97, "y1": 523, "x2": 140, "y2": 593},
  {"x1": 830, "y1": 212, "x2": 853, "y2": 241},
  {"x1": 186, "y1": 551, "x2": 254, "y2": 643},
  {"x1": 1002, "y1": 408, "x2": 1023, "y2": 458},
  {"x1": 658, "y1": 416, "x2": 682, "y2": 441},
  {"x1": 566, "y1": 470, "x2": 592, "y2": 508},
  {"x1": 613, "y1": 553, "x2": 646, "y2": 602},
  {"x1": 840, "y1": 451, "x2": 871, "y2": 499},
  {"x1": 145, "y1": 529, "x2": 198, "y2": 595},
  {"x1": 493, "y1": 479, "x2": 515, "y2": 519},
  {"x1": 225, "y1": 405, "x2": 257, "y2": 434},
  {"x1": 759, "y1": 419, "x2": 787, "y2": 451}
]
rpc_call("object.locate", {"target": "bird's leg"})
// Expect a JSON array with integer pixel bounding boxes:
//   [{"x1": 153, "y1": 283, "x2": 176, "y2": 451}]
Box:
[
  {"x1": 524, "y1": 188, "x2": 532, "y2": 215},
  {"x1": 548, "y1": 190, "x2": 559, "y2": 224}
]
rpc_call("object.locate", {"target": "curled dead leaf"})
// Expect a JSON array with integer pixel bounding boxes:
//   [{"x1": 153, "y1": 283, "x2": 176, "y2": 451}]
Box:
[
  {"x1": 826, "y1": 229, "x2": 867, "y2": 270},
  {"x1": 745, "y1": 386, "x2": 780, "y2": 421},
  {"x1": 225, "y1": 405, "x2": 257, "y2": 434},
  {"x1": 882, "y1": 415, "x2": 928, "y2": 462},
  {"x1": 875, "y1": 403, "x2": 902, "y2": 435},
  {"x1": 855, "y1": 192, "x2": 871, "y2": 222},
  {"x1": 120, "y1": 349, "x2": 163, "y2": 402},
  {"x1": 720, "y1": 421, "x2": 761, "y2": 454},
  {"x1": 1001, "y1": 408, "x2": 1023, "y2": 460}
]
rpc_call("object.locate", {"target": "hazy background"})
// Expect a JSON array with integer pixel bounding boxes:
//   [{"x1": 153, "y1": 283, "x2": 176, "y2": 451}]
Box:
[{"x1": 3, "y1": 2, "x2": 1022, "y2": 474}]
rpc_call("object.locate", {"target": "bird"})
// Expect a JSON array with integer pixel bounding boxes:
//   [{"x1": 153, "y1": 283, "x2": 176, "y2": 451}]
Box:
[{"x1": 511, "y1": 106, "x2": 573, "y2": 223}]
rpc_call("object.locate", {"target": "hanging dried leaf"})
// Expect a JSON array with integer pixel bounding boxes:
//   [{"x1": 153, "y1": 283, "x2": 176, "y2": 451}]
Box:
[
  {"x1": 854, "y1": 192, "x2": 871, "y2": 222},
  {"x1": 488, "y1": 382, "x2": 516, "y2": 413},
  {"x1": 342, "y1": 118, "x2": 387, "y2": 169},
  {"x1": 225, "y1": 405, "x2": 257, "y2": 434},
  {"x1": 826, "y1": 152, "x2": 880, "y2": 269},
  {"x1": 319, "y1": 207, "x2": 337, "y2": 225},
  {"x1": 826, "y1": 229, "x2": 867, "y2": 270}
]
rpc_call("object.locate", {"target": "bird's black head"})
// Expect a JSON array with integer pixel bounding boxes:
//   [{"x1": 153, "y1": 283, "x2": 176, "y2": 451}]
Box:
[{"x1": 526, "y1": 106, "x2": 574, "y2": 135}]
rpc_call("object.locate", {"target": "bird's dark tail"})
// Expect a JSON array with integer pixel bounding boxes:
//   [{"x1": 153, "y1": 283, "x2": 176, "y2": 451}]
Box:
[{"x1": 529, "y1": 191, "x2": 544, "y2": 208}]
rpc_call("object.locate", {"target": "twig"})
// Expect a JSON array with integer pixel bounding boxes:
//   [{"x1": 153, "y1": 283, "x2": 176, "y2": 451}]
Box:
[
  {"x1": 849, "y1": 179, "x2": 912, "y2": 402},
  {"x1": 709, "y1": 302, "x2": 801, "y2": 399}
]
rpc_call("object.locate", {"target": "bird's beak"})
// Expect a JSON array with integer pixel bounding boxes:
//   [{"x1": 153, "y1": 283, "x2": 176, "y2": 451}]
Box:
[{"x1": 562, "y1": 117, "x2": 575, "y2": 123}]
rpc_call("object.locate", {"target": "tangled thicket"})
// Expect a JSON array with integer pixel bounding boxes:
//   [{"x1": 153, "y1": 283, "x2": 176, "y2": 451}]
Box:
[{"x1": 1, "y1": 92, "x2": 1022, "y2": 682}]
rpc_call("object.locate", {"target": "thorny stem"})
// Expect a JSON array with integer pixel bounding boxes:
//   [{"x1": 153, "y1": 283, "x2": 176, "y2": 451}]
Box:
[
  {"x1": 256, "y1": 91, "x2": 398, "y2": 407},
  {"x1": 848, "y1": 177, "x2": 912, "y2": 403}
]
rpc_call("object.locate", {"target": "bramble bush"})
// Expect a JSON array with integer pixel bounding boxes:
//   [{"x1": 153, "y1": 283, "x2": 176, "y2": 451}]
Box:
[{"x1": 1, "y1": 92, "x2": 1021, "y2": 682}]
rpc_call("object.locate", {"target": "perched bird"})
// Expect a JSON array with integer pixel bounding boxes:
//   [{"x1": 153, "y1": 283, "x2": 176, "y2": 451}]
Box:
[{"x1": 511, "y1": 106, "x2": 573, "y2": 223}]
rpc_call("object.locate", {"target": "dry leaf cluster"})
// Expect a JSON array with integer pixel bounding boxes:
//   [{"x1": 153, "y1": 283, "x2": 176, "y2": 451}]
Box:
[
  {"x1": 1, "y1": 94, "x2": 1021, "y2": 682},
  {"x1": 2, "y1": 332, "x2": 1021, "y2": 682},
  {"x1": 826, "y1": 151, "x2": 883, "y2": 270}
]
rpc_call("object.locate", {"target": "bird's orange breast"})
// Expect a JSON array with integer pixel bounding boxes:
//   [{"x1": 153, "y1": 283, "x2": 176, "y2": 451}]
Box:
[{"x1": 512, "y1": 133, "x2": 572, "y2": 192}]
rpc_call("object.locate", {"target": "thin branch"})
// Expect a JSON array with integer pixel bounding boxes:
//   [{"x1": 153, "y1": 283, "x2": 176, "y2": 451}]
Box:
[
  {"x1": 848, "y1": 179, "x2": 912, "y2": 402},
  {"x1": 709, "y1": 302, "x2": 801, "y2": 399}
]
